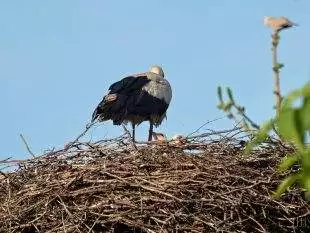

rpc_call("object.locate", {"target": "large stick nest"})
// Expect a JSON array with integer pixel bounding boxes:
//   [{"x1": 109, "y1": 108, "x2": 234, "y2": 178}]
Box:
[{"x1": 0, "y1": 129, "x2": 309, "y2": 233}]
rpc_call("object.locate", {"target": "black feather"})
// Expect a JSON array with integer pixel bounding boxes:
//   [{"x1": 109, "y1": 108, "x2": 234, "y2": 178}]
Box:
[
  {"x1": 109, "y1": 76, "x2": 150, "y2": 95},
  {"x1": 92, "y1": 76, "x2": 152, "y2": 123},
  {"x1": 127, "y1": 90, "x2": 169, "y2": 117}
]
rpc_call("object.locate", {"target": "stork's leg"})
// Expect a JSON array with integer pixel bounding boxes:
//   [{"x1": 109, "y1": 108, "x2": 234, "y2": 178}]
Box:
[
  {"x1": 148, "y1": 121, "x2": 153, "y2": 141},
  {"x1": 132, "y1": 123, "x2": 136, "y2": 142}
]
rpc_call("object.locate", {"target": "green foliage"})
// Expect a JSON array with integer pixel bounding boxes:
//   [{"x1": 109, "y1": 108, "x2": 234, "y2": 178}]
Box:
[
  {"x1": 273, "y1": 63, "x2": 285, "y2": 72},
  {"x1": 217, "y1": 86, "x2": 223, "y2": 104},
  {"x1": 247, "y1": 82, "x2": 310, "y2": 199},
  {"x1": 277, "y1": 153, "x2": 300, "y2": 173},
  {"x1": 273, "y1": 174, "x2": 301, "y2": 198},
  {"x1": 278, "y1": 83, "x2": 310, "y2": 149},
  {"x1": 217, "y1": 86, "x2": 259, "y2": 132},
  {"x1": 227, "y1": 87, "x2": 234, "y2": 103},
  {"x1": 216, "y1": 22, "x2": 309, "y2": 200},
  {"x1": 244, "y1": 119, "x2": 275, "y2": 154},
  {"x1": 217, "y1": 87, "x2": 233, "y2": 111}
]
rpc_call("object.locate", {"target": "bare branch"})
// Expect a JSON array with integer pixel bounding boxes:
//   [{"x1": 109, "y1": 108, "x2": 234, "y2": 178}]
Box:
[{"x1": 19, "y1": 134, "x2": 36, "y2": 158}]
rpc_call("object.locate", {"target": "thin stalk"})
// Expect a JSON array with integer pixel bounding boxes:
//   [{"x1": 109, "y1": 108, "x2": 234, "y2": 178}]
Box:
[{"x1": 272, "y1": 32, "x2": 282, "y2": 117}]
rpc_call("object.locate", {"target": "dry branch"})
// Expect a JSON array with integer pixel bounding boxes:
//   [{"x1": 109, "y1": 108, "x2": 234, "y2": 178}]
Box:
[{"x1": 0, "y1": 130, "x2": 309, "y2": 233}]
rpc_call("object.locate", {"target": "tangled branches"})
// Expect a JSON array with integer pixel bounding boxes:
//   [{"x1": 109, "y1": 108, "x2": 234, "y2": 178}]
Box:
[{"x1": 0, "y1": 130, "x2": 309, "y2": 233}]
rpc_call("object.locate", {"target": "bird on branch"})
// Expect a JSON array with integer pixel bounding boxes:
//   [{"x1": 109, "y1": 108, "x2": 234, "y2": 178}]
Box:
[{"x1": 264, "y1": 16, "x2": 298, "y2": 33}]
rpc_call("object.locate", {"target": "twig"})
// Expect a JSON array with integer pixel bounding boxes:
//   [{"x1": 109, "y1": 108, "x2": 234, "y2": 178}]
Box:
[
  {"x1": 271, "y1": 32, "x2": 282, "y2": 117},
  {"x1": 235, "y1": 105, "x2": 260, "y2": 130},
  {"x1": 217, "y1": 87, "x2": 260, "y2": 131},
  {"x1": 227, "y1": 103, "x2": 260, "y2": 130},
  {"x1": 122, "y1": 124, "x2": 138, "y2": 150},
  {"x1": 0, "y1": 170, "x2": 9, "y2": 179},
  {"x1": 193, "y1": 217, "x2": 217, "y2": 231},
  {"x1": 187, "y1": 127, "x2": 243, "y2": 140},
  {"x1": 57, "y1": 195, "x2": 73, "y2": 218},
  {"x1": 101, "y1": 171, "x2": 183, "y2": 203},
  {"x1": 248, "y1": 216, "x2": 267, "y2": 233},
  {"x1": 65, "y1": 122, "x2": 96, "y2": 150},
  {"x1": 20, "y1": 134, "x2": 36, "y2": 158},
  {"x1": 0, "y1": 129, "x2": 306, "y2": 232},
  {"x1": 87, "y1": 216, "x2": 101, "y2": 233},
  {"x1": 186, "y1": 117, "x2": 224, "y2": 138}
]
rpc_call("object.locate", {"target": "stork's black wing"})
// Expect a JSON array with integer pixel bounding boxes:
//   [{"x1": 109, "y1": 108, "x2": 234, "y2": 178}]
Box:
[
  {"x1": 92, "y1": 75, "x2": 150, "y2": 123},
  {"x1": 108, "y1": 75, "x2": 150, "y2": 95}
]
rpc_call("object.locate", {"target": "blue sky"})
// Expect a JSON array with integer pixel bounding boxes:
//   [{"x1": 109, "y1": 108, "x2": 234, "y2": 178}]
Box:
[{"x1": 1, "y1": 0, "x2": 309, "y2": 160}]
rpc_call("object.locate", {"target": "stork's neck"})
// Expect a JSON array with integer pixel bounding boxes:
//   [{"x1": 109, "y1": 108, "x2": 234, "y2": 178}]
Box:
[{"x1": 147, "y1": 72, "x2": 164, "y2": 80}]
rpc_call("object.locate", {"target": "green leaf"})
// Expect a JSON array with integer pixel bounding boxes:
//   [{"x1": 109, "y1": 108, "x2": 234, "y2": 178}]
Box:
[
  {"x1": 277, "y1": 63, "x2": 285, "y2": 69},
  {"x1": 217, "y1": 86, "x2": 224, "y2": 104},
  {"x1": 302, "y1": 175, "x2": 310, "y2": 200},
  {"x1": 226, "y1": 88, "x2": 234, "y2": 103},
  {"x1": 278, "y1": 154, "x2": 300, "y2": 173},
  {"x1": 282, "y1": 91, "x2": 301, "y2": 109},
  {"x1": 272, "y1": 174, "x2": 301, "y2": 199},
  {"x1": 281, "y1": 84, "x2": 307, "y2": 110},
  {"x1": 301, "y1": 82, "x2": 310, "y2": 96},
  {"x1": 217, "y1": 103, "x2": 224, "y2": 110},
  {"x1": 278, "y1": 108, "x2": 304, "y2": 149},
  {"x1": 223, "y1": 102, "x2": 233, "y2": 111},
  {"x1": 299, "y1": 96, "x2": 310, "y2": 131},
  {"x1": 244, "y1": 119, "x2": 275, "y2": 154},
  {"x1": 301, "y1": 150, "x2": 310, "y2": 174}
]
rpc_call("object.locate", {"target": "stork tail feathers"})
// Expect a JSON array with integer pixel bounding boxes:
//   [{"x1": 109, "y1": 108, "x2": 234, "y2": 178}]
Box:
[{"x1": 91, "y1": 94, "x2": 125, "y2": 124}]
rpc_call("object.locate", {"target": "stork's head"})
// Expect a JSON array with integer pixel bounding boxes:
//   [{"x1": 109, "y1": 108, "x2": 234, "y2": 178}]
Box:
[{"x1": 150, "y1": 65, "x2": 164, "y2": 78}]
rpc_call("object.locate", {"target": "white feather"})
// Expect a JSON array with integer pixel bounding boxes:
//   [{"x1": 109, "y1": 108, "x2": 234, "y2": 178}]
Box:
[{"x1": 143, "y1": 72, "x2": 172, "y2": 104}]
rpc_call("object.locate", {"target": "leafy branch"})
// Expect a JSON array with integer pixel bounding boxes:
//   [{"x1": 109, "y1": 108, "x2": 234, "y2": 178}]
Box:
[
  {"x1": 217, "y1": 86, "x2": 259, "y2": 133},
  {"x1": 216, "y1": 17, "x2": 310, "y2": 198},
  {"x1": 247, "y1": 83, "x2": 310, "y2": 199}
]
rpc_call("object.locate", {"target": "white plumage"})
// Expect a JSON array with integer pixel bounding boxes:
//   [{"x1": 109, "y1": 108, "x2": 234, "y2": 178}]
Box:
[{"x1": 142, "y1": 73, "x2": 172, "y2": 105}]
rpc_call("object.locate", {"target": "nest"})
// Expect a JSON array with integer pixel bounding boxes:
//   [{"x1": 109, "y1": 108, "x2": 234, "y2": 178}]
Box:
[{"x1": 0, "y1": 129, "x2": 309, "y2": 233}]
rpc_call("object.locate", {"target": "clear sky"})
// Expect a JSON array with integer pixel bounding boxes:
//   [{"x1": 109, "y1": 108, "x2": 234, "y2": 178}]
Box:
[{"x1": 1, "y1": 0, "x2": 309, "y2": 160}]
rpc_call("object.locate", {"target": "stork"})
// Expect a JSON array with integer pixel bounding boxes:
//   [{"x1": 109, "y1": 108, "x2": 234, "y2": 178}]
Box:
[{"x1": 92, "y1": 65, "x2": 172, "y2": 141}]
